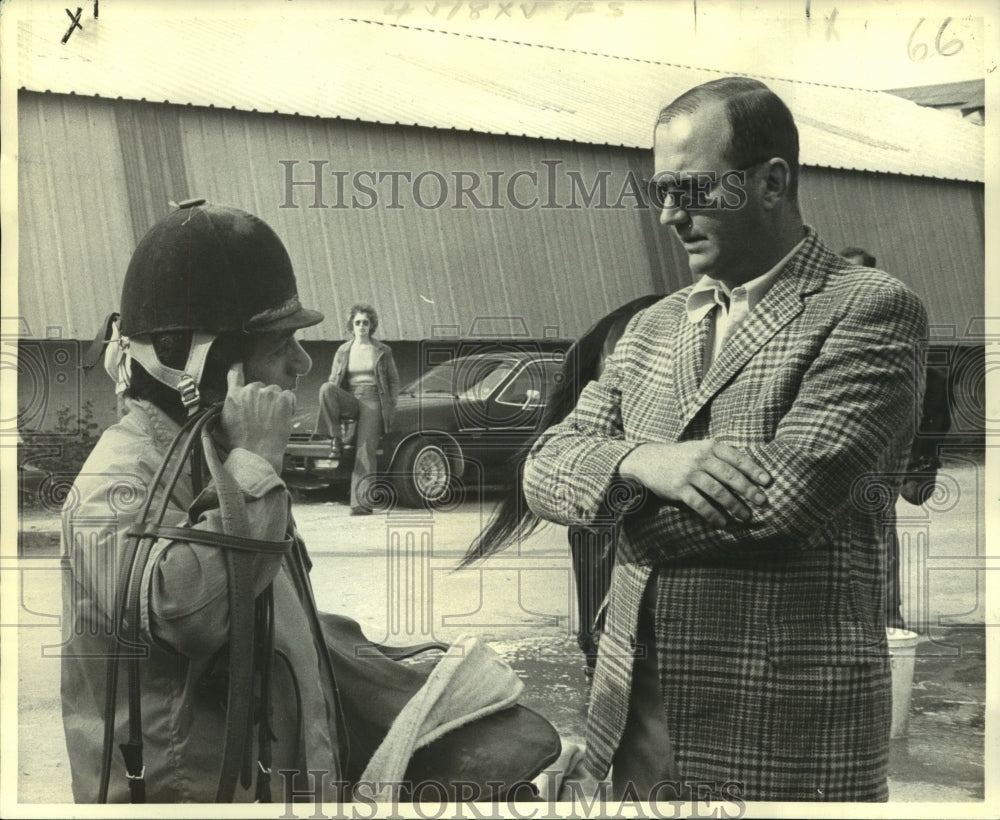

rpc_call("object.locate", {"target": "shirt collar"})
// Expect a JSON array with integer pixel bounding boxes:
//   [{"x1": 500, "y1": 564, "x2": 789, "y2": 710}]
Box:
[{"x1": 685, "y1": 236, "x2": 807, "y2": 324}]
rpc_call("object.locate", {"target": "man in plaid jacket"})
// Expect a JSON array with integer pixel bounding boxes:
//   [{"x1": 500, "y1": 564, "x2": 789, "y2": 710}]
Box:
[{"x1": 523, "y1": 77, "x2": 927, "y2": 802}]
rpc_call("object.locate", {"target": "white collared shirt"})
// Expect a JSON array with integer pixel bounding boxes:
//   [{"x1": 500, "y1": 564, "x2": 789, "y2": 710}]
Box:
[{"x1": 685, "y1": 238, "x2": 806, "y2": 368}]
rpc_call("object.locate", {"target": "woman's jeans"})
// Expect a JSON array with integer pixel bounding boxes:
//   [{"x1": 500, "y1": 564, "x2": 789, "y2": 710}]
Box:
[{"x1": 317, "y1": 382, "x2": 382, "y2": 510}]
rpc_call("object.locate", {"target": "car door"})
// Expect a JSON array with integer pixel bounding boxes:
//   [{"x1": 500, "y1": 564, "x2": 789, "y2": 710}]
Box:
[
  {"x1": 447, "y1": 356, "x2": 516, "y2": 459},
  {"x1": 475, "y1": 356, "x2": 561, "y2": 460}
]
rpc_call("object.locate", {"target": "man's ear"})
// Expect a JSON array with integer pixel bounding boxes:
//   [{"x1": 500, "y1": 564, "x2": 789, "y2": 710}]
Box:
[{"x1": 760, "y1": 158, "x2": 792, "y2": 207}]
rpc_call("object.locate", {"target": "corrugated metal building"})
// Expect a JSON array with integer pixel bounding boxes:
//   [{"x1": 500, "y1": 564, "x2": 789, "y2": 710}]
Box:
[{"x1": 12, "y1": 16, "x2": 986, "y2": 436}]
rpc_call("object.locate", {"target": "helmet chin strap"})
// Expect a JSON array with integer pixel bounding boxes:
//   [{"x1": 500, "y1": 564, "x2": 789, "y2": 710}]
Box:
[{"x1": 126, "y1": 331, "x2": 218, "y2": 415}]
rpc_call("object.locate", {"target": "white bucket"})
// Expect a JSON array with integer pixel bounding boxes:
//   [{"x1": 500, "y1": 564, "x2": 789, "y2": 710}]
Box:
[{"x1": 886, "y1": 628, "x2": 921, "y2": 738}]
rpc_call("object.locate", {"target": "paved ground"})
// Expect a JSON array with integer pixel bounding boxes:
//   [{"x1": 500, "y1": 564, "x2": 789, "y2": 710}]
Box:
[{"x1": 10, "y1": 456, "x2": 989, "y2": 810}]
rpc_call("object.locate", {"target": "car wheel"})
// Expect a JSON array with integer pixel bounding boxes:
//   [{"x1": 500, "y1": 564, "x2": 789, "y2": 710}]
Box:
[{"x1": 394, "y1": 437, "x2": 452, "y2": 507}]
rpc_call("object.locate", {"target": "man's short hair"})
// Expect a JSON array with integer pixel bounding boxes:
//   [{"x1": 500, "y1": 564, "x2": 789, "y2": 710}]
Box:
[
  {"x1": 841, "y1": 247, "x2": 877, "y2": 267},
  {"x1": 657, "y1": 77, "x2": 800, "y2": 196}
]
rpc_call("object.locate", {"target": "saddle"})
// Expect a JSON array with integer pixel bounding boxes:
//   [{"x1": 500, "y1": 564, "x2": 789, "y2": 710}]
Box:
[
  {"x1": 321, "y1": 612, "x2": 561, "y2": 801},
  {"x1": 99, "y1": 404, "x2": 560, "y2": 803}
]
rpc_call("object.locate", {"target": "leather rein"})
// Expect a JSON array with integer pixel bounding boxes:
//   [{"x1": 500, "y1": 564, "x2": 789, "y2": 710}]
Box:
[{"x1": 97, "y1": 404, "x2": 294, "y2": 802}]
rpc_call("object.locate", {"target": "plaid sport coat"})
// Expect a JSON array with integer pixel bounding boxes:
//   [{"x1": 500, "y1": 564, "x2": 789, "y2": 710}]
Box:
[{"x1": 523, "y1": 228, "x2": 928, "y2": 801}]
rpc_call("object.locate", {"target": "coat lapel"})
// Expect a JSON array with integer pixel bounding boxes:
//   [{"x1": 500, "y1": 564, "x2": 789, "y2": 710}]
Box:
[
  {"x1": 697, "y1": 274, "x2": 803, "y2": 400},
  {"x1": 673, "y1": 311, "x2": 711, "y2": 425},
  {"x1": 678, "y1": 231, "x2": 828, "y2": 431}
]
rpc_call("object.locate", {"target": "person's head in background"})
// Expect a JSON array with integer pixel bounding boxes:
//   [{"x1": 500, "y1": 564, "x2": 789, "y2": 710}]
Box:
[
  {"x1": 347, "y1": 304, "x2": 379, "y2": 342},
  {"x1": 840, "y1": 246, "x2": 877, "y2": 268}
]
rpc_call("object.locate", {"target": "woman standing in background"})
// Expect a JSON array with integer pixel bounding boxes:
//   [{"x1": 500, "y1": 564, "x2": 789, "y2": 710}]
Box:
[{"x1": 317, "y1": 304, "x2": 400, "y2": 515}]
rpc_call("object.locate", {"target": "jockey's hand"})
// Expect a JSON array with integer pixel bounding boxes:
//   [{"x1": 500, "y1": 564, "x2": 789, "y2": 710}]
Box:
[
  {"x1": 619, "y1": 439, "x2": 771, "y2": 528},
  {"x1": 220, "y1": 363, "x2": 295, "y2": 473}
]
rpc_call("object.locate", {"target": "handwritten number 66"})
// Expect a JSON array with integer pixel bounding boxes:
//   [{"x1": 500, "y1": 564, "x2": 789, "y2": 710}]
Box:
[{"x1": 908, "y1": 17, "x2": 964, "y2": 61}]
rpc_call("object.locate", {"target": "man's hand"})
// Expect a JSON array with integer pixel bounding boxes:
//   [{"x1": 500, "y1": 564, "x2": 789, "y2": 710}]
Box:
[
  {"x1": 220, "y1": 363, "x2": 295, "y2": 473},
  {"x1": 620, "y1": 440, "x2": 771, "y2": 528}
]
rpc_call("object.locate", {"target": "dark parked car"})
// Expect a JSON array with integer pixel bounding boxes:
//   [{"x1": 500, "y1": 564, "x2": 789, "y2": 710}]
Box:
[{"x1": 283, "y1": 350, "x2": 564, "y2": 506}]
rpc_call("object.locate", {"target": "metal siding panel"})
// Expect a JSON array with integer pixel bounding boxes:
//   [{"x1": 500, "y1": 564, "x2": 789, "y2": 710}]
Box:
[
  {"x1": 405, "y1": 128, "x2": 450, "y2": 336},
  {"x1": 556, "y1": 144, "x2": 611, "y2": 333},
  {"x1": 18, "y1": 96, "x2": 66, "y2": 337},
  {"x1": 569, "y1": 143, "x2": 653, "y2": 328},
  {"x1": 115, "y1": 102, "x2": 190, "y2": 240},
  {"x1": 370, "y1": 124, "x2": 439, "y2": 341},
  {"x1": 584, "y1": 144, "x2": 625, "y2": 317},
  {"x1": 423, "y1": 129, "x2": 480, "y2": 337},
  {"x1": 798, "y1": 168, "x2": 984, "y2": 331},
  {"x1": 568, "y1": 146, "x2": 610, "y2": 332},
  {"x1": 490, "y1": 140, "x2": 528, "y2": 329},
  {"x1": 437, "y1": 131, "x2": 521, "y2": 335},
  {"x1": 475, "y1": 138, "x2": 517, "y2": 329},
  {"x1": 18, "y1": 93, "x2": 133, "y2": 339},
  {"x1": 495, "y1": 135, "x2": 567, "y2": 336}
]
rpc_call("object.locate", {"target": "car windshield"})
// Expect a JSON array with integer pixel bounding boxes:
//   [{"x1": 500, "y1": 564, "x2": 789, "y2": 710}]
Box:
[{"x1": 402, "y1": 358, "x2": 516, "y2": 399}]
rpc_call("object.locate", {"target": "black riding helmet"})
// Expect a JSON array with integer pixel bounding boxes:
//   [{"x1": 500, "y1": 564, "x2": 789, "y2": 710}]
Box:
[
  {"x1": 120, "y1": 199, "x2": 322, "y2": 336},
  {"x1": 116, "y1": 199, "x2": 323, "y2": 411}
]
